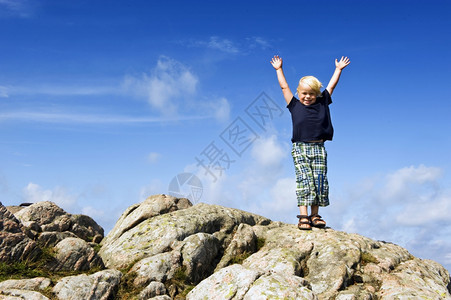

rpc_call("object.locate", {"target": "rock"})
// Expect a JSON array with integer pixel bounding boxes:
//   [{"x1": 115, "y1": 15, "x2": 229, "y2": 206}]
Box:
[
  {"x1": 215, "y1": 223, "x2": 258, "y2": 271},
  {"x1": 1, "y1": 195, "x2": 451, "y2": 299},
  {"x1": 138, "y1": 281, "x2": 167, "y2": 300},
  {"x1": 52, "y1": 269, "x2": 122, "y2": 300},
  {"x1": 0, "y1": 289, "x2": 49, "y2": 300},
  {"x1": 99, "y1": 198, "x2": 270, "y2": 270},
  {"x1": 181, "y1": 232, "x2": 221, "y2": 284},
  {"x1": 0, "y1": 277, "x2": 51, "y2": 291},
  {"x1": 192, "y1": 223, "x2": 451, "y2": 299},
  {"x1": 51, "y1": 237, "x2": 104, "y2": 271},
  {"x1": 186, "y1": 264, "x2": 263, "y2": 299},
  {"x1": 103, "y1": 194, "x2": 192, "y2": 244},
  {"x1": 130, "y1": 251, "x2": 181, "y2": 288},
  {"x1": 38, "y1": 231, "x2": 78, "y2": 248},
  {"x1": 13, "y1": 201, "x2": 104, "y2": 243},
  {"x1": 243, "y1": 272, "x2": 316, "y2": 300},
  {"x1": 146, "y1": 296, "x2": 171, "y2": 300},
  {"x1": 0, "y1": 202, "x2": 41, "y2": 263}
]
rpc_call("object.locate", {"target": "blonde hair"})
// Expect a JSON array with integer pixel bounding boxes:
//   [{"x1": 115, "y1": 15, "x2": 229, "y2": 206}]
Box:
[{"x1": 297, "y1": 76, "x2": 323, "y2": 97}]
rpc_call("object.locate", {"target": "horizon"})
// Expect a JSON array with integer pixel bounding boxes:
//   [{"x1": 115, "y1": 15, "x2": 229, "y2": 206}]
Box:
[{"x1": 1, "y1": 0, "x2": 450, "y2": 272}]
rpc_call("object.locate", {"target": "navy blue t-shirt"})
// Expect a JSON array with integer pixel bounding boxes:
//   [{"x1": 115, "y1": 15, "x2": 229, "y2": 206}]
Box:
[{"x1": 287, "y1": 89, "x2": 334, "y2": 143}]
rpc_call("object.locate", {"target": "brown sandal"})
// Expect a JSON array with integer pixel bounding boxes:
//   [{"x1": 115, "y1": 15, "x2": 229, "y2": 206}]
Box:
[
  {"x1": 297, "y1": 215, "x2": 312, "y2": 230},
  {"x1": 310, "y1": 214, "x2": 326, "y2": 228}
]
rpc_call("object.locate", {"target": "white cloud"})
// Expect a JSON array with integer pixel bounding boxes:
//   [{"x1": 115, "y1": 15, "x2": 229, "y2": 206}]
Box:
[
  {"x1": 0, "y1": 111, "x2": 208, "y2": 124},
  {"x1": 383, "y1": 165, "x2": 442, "y2": 200},
  {"x1": 147, "y1": 152, "x2": 161, "y2": 164},
  {"x1": 123, "y1": 56, "x2": 198, "y2": 116},
  {"x1": 251, "y1": 135, "x2": 286, "y2": 167},
  {"x1": 324, "y1": 165, "x2": 451, "y2": 271},
  {"x1": 214, "y1": 97, "x2": 231, "y2": 123},
  {"x1": 207, "y1": 36, "x2": 240, "y2": 54},
  {"x1": 81, "y1": 206, "x2": 104, "y2": 219},
  {"x1": 0, "y1": 86, "x2": 8, "y2": 98},
  {"x1": 246, "y1": 36, "x2": 271, "y2": 50},
  {"x1": 23, "y1": 182, "x2": 77, "y2": 211},
  {"x1": 3, "y1": 85, "x2": 120, "y2": 96},
  {"x1": 183, "y1": 36, "x2": 270, "y2": 54}
]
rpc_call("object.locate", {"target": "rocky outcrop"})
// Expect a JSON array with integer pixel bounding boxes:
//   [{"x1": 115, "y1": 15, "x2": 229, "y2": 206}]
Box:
[
  {"x1": 1, "y1": 194, "x2": 450, "y2": 299},
  {"x1": 52, "y1": 269, "x2": 122, "y2": 300},
  {"x1": 0, "y1": 202, "x2": 41, "y2": 263},
  {"x1": 12, "y1": 201, "x2": 104, "y2": 243}
]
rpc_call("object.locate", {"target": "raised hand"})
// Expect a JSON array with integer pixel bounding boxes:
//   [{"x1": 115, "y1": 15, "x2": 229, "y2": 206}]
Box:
[
  {"x1": 335, "y1": 56, "x2": 351, "y2": 70},
  {"x1": 270, "y1": 55, "x2": 283, "y2": 70}
]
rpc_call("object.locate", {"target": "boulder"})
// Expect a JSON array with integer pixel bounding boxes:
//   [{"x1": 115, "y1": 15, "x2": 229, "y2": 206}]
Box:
[
  {"x1": 0, "y1": 202, "x2": 41, "y2": 263},
  {"x1": 99, "y1": 197, "x2": 270, "y2": 270},
  {"x1": 51, "y1": 237, "x2": 104, "y2": 271},
  {"x1": 52, "y1": 269, "x2": 122, "y2": 300},
  {"x1": 0, "y1": 277, "x2": 51, "y2": 291},
  {"x1": 0, "y1": 289, "x2": 49, "y2": 300},
  {"x1": 186, "y1": 264, "x2": 263, "y2": 300},
  {"x1": 130, "y1": 251, "x2": 181, "y2": 288},
  {"x1": 103, "y1": 194, "x2": 192, "y2": 243},
  {"x1": 215, "y1": 223, "x2": 258, "y2": 271},
  {"x1": 13, "y1": 201, "x2": 104, "y2": 243},
  {"x1": 180, "y1": 232, "x2": 221, "y2": 284},
  {"x1": 138, "y1": 281, "x2": 167, "y2": 300}
]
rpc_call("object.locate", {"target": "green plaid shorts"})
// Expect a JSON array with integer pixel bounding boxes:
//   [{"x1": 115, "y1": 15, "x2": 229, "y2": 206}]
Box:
[{"x1": 291, "y1": 142, "x2": 330, "y2": 207}]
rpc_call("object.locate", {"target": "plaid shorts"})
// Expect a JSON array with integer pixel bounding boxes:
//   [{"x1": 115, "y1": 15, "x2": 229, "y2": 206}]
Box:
[{"x1": 291, "y1": 142, "x2": 330, "y2": 207}]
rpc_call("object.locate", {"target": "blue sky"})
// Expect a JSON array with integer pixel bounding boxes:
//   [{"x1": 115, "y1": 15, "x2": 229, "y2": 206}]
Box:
[{"x1": 1, "y1": 0, "x2": 451, "y2": 271}]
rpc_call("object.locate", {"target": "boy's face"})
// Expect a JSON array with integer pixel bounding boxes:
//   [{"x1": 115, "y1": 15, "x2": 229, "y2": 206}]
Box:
[{"x1": 298, "y1": 83, "x2": 317, "y2": 106}]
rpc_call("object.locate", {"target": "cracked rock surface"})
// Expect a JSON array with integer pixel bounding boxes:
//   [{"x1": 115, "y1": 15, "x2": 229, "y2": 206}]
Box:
[{"x1": 1, "y1": 194, "x2": 451, "y2": 299}]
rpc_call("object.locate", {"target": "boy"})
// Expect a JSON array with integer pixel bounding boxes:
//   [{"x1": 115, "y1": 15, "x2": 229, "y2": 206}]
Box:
[{"x1": 270, "y1": 55, "x2": 350, "y2": 230}]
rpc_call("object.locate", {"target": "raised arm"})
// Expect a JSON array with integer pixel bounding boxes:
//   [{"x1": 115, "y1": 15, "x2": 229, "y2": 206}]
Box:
[
  {"x1": 270, "y1": 55, "x2": 293, "y2": 105},
  {"x1": 326, "y1": 56, "x2": 350, "y2": 96}
]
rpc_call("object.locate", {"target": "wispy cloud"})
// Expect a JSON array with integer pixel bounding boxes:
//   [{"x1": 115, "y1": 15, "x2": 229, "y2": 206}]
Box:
[
  {"x1": 0, "y1": 86, "x2": 8, "y2": 98},
  {"x1": 0, "y1": 0, "x2": 35, "y2": 18},
  {"x1": 181, "y1": 36, "x2": 271, "y2": 54},
  {"x1": 207, "y1": 36, "x2": 240, "y2": 54},
  {"x1": 0, "y1": 111, "x2": 210, "y2": 124},
  {"x1": 1, "y1": 84, "x2": 121, "y2": 97}
]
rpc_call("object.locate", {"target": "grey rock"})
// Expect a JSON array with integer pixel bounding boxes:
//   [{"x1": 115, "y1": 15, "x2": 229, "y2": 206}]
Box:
[
  {"x1": 52, "y1": 269, "x2": 122, "y2": 300},
  {"x1": 0, "y1": 289, "x2": 49, "y2": 300},
  {"x1": 51, "y1": 237, "x2": 104, "y2": 271},
  {"x1": 13, "y1": 201, "x2": 104, "y2": 243},
  {"x1": 99, "y1": 198, "x2": 270, "y2": 270},
  {"x1": 186, "y1": 264, "x2": 263, "y2": 300},
  {"x1": 181, "y1": 232, "x2": 220, "y2": 284},
  {"x1": 0, "y1": 277, "x2": 51, "y2": 291},
  {"x1": 138, "y1": 281, "x2": 167, "y2": 300},
  {"x1": 146, "y1": 296, "x2": 171, "y2": 300},
  {"x1": 38, "y1": 231, "x2": 78, "y2": 248},
  {"x1": 2, "y1": 195, "x2": 450, "y2": 299},
  {"x1": 103, "y1": 194, "x2": 192, "y2": 244},
  {"x1": 243, "y1": 272, "x2": 317, "y2": 300},
  {"x1": 216, "y1": 223, "x2": 258, "y2": 271},
  {"x1": 130, "y1": 251, "x2": 181, "y2": 288}
]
